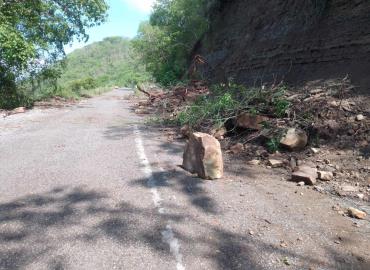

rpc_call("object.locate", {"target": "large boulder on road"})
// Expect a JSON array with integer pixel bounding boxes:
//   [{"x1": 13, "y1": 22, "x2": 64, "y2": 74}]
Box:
[{"x1": 182, "y1": 132, "x2": 223, "y2": 180}]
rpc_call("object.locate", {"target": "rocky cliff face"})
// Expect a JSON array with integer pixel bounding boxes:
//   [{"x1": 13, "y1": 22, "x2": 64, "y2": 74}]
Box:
[{"x1": 195, "y1": 0, "x2": 370, "y2": 92}]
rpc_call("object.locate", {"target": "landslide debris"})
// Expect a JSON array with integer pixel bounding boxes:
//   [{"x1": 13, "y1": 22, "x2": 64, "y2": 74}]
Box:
[{"x1": 132, "y1": 78, "x2": 370, "y2": 202}]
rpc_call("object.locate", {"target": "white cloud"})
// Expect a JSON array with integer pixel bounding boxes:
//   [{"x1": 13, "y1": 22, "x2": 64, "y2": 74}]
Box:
[{"x1": 122, "y1": 0, "x2": 155, "y2": 13}]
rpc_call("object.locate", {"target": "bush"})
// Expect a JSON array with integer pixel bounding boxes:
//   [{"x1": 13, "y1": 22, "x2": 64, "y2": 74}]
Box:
[
  {"x1": 175, "y1": 83, "x2": 291, "y2": 128},
  {"x1": 70, "y1": 77, "x2": 97, "y2": 93}
]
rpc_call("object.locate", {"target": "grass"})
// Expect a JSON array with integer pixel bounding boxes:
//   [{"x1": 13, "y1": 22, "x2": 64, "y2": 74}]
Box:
[{"x1": 175, "y1": 82, "x2": 291, "y2": 129}]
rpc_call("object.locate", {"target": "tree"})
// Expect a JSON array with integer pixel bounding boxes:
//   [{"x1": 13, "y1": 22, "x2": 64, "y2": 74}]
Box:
[
  {"x1": 133, "y1": 0, "x2": 211, "y2": 86},
  {"x1": 0, "y1": 0, "x2": 108, "y2": 108}
]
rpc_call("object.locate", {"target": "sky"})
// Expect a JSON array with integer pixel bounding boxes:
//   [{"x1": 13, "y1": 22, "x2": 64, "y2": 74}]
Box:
[{"x1": 64, "y1": 0, "x2": 155, "y2": 54}]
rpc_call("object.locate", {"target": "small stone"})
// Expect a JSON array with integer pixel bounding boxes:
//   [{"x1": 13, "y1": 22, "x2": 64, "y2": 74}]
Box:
[
  {"x1": 230, "y1": 143, "x2": 244, "y2": 154},
  {"x1": 356, "y1": 114, "x2": 365, "y2": 121},
  {"x1": 318, "y1": 171, "x2": 333, "y2": 181},
  {"x1": 10, "y1": 107, "x2": 26, "y2": 115},
  {"x1": 134, "y1": 108, "x2": 149, "y2": 114},
  {"x1": 180, "y1": 125, "x2": 191, "y2": 137},
  {"x1": 311, "y1": 148, "x2": 320, "y2": 154},
  {"x1": 297, "y1": 181, "x2": 305, "y2": 186},
  {"x1": 289, "y1": 157, "x2": 297, "y2": 170},
  {"x1": 280, "y1": 241, "x2": 288, "y2": 248},
  {"x1": 340, "y1": 185, "x2": 358, "y2": 192},
  {"x1": 212, "y1": 127, "x2": 227, "y2": 140},
  {"x1": 268, "y1": 159, "x2": 284, "y2": 168},
  {"x1": 291, "y1": 166, "x2": 317, "y2": 185},
  {"x1": 280, "y1": 128, "x2": 308, "y2": 151},
  {"x1": 356, "y1": 194, "x2": 364, "y2": 200},
  {"x1": 282, "y1": 258, "x2": 290, "y2": 266},
  {"x1": 347, "y1": 207, "x2": 367, "y2": 219},
  {"x1": 249, "y1": 230, "x2": 254, "y2": 235},
  {"x1": 236, "y1": 113, "x2": 269, "y2": 130},
  {"x1": 247, "y1": 159, "x2": 260, "y2": 166}
]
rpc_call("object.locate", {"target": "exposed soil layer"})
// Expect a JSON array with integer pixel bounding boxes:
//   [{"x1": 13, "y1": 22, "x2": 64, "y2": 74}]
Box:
[{"x1": 194, "y1": 0, "x2": 370, "y2": 93}]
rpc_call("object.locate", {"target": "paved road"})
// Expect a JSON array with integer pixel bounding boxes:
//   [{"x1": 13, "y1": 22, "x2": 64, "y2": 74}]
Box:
[{"x1": 0, "y1": 90, "x2": 369, "y2": 270}]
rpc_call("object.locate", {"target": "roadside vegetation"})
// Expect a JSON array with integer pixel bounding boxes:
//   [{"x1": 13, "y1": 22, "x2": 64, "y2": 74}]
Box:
[
  {"x1": 0, "y1": 0, "x2": 109, "y2": 109},
  {"x1": 133, "y1": 0, "x2": 219, "y2": 86}
]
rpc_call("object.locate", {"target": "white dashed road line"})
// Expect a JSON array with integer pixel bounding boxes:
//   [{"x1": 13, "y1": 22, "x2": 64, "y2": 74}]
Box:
[{"x1": 134, "y1": 125, "x2": 185, "y2": 270}]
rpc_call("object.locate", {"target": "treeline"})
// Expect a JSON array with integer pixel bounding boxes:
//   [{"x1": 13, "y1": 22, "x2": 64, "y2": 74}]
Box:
[
  {"x1": 50, "y1": 37, "x2": 151, "y2": 97},
  {"x1": 0, "y1": 0, "x2": 109, "y2": 109},
  {"x1": 133, "y1": 0, "x2": 220, "y2": 86},
  {"x1": 0, "y1": 0, "x2": 220, "y2": 109}
]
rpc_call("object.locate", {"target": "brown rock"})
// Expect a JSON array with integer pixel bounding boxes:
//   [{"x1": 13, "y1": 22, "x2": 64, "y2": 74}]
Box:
[
  {"x1": 9, "y1": 107, "x2": 26, "y2": 115},
  {"x1": 212, "y1": 127, "x2": 226, "y2": 140},
  {"x1": 347, "y1": 207, "x2": 367, "y2": 219},
  {"x1": 134, "y1": 108, "x2": 149, "y2": 114},
  {"x1": 291, "y1": 166, "x2": 317, "y2": 185},
  {"x1": 327, "y1": 120, "x2": 340, "y2": 130},
  {"x1": 280, "y1": 128, "x2": 308, "y2": 151},
  {"x1": 236, "y1": 113, "x2": 268, "y2": 130},
  {"x1": 340, "y1": 185, "x2": 358, "y2": 192},
  {"x1": 268, "y1": 159, "x2": 284, "y2": 168},
  {"x1": 248, "y1": 159, "x2": 261, "y2": 166},
  {"x1": 355, "y1": 114, "x2": 365, "y2": 121},
  {"x1": 230, "y1": 143, "x2": 244, "y2": 154},
  {"x1": 180, "y1": 125, "x2": 191, "y2": 138},
  {"x1": 318, "y1": 171, "x2": 333, "y2": 181},
  {"x1": 182, "y1": 132, "x2": 223, "y2": 180}
]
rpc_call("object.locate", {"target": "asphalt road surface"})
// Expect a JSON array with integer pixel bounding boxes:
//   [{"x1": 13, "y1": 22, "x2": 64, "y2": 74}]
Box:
[{"x1": 0, "y1": 90, "x2": 369, "y2": 270}]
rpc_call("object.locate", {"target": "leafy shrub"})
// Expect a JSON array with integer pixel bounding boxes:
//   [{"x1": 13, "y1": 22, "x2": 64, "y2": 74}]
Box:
[
  {"x1": 70, "y1": 77, "x2": 97, "y2": 93},
  {"x1": 175, "y1": 82, "x2": 291, "y2": 128}
]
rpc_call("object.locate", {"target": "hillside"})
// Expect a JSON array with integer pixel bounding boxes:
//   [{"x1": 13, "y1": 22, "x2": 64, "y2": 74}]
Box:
[
  {"x1": 194, "y1": 0, "x2": 370, "y2": 93},
  {"x1": 59, "y1": 36, "x2": 151, "y2": 89}
]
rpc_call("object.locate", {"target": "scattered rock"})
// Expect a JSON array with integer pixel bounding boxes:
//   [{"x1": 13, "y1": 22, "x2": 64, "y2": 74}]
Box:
[
  {"x1": 355, "y1": 114, "x2": 365, "y2": 121},
  {"x1": 229, "y1": 143, "x2": 244, "y2": 154},
  {"x1": 280, "y1": 241, "x2": 288, "y2": 248},
  {"x1": 212, "y1": 127, "x2": 227, "y2": 140},
  {"x1": 291, "y1": 166, "x2": 317, "y2": 185},
  {"x1": 268, "y1": 159, "x2": 284, "y2": 168},
  {"x1": 182, "y1": 132, "x2": 223, "y2": 180},
  {"x1": 7, "y1": 107, "x2": 26, "y2": 116},
  {"x1": 356, "y1": 194, "x2": 364, "y2": 200},
  {"x1": 311, "y1": 148, "x2": 320, "y2": 154},
  {"x1": 326, "y1": 120, "x2": 340, "y2": 130},
  {"x1": 134, "y1": 108, "x2": 149, "y2": 114},
  {"x1": 347, "y1": 207, "x2": 367, "y2": 219},
  {"x1": 180, "y1": 125, "x2": 191, "y2": 138},
  {"x1": 289, "y1": 157, "x2": 297, "y2": 170},
  {"x1": 248, "y1": 159, "x2": 261, "y2": 166},
  {"x1": 340, "y1": 185, "x2": 358, "y2": 192},
  {"x1": 318, "y1": 171, "x2": 333, "y2": 181},
  {"x1": 236, "y1": 113, "x2": 268, "y2": 130},
  {"x1": 280, "y1": 128, "x2": 308, "y2": 151}
]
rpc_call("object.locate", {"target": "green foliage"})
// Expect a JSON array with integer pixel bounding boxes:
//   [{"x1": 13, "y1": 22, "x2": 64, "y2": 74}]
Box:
[
  {"x1": 60, "y1": 37, "x2": 152, "y2": 89},
  {"x1": 177, "y1": 92, "x2": 237, "y2": 127},
  {"x1": 133, "y1": 0, "x2": 212, "y2": 86},
  {"x1": 0, "y1": 0, "x2": 108, "y2": 73},
  {"x1": 175, "y1": 82, "x2": 291, "y2": 129},
  {"x1": 0, "y1": 0, "x2": 108, "y2": 108},
  {"x1": 70, "y1": 78, "x2": 97, "y2": 94},
  {"x1": 266, "y1": 138, "x2": 280, "y2": 153}
]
